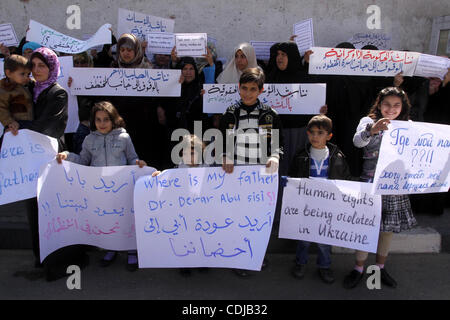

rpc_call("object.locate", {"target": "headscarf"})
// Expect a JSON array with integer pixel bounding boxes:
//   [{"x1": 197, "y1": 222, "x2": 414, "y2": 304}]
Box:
[
  {"x1": 266, "y1": 42, "x2": 304, "y2": 83},
  {"x1": 116, "y1": 33, "x2": 152, "y2": 69},
  {"x1": 30, "y1": 47, "x2": 60, "y2": 103},
  {"x1": 216, "y1": 43, "x2": 257, "y2": 83},
  {"x1": 73, "y1": 51, "x2": 94, "y2": 67},
  {"x1": 22, "y1": 42, "x2": 42, "y2": 55}
]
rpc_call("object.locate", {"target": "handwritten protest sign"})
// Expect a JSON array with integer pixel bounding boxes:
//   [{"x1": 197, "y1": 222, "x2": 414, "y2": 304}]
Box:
[
  {"x1": 38, "y1": 160, "x2": 155, "y2": 262},
  {"x1": 203, "y1": 83, "x2": 326, "y2": 114},
  {"x1": 348, "y1": 32, "x2": 392, "y2": 50},
  {"x1": 279, "y1": 178, "x2": 382, "y2": 253},
  {"x1": 175, "y1": 33, "x2": 207, "y2": 57},
  {"x1": 69, "y1": 68, "x2": 181, "y2": 97},
  {"x1": 373, "y1": 120, "x2": 450, "y2": 195},
  {"x1": 309, "y1": 47, "x2": 421, "y2": 77},
  {"x1": 293, "y1": 19, "x2": 314, "y2": 55},
  {"x1": 250, "y1": 41, "x2": 276, "y2": 61},
  {"x1": 118, "y1": 8, "x2": 175, "y2": 41},
  {"x1": 0, "y1": 23, "x2": 19, "y2": 47},
  {"x1": 57, "y1": 56, "x2": 79, "y2": 134},
  {"x1": 413, "y1": 54, "x2": 450, "y2": 80},
  {"x1": 134, "y1": 166, "x2": 278, "y2": 270},
  {"x1": 26, "y1": 20, "x2": 111, "y2": 54},
  {"x1": 147, "y1": 32, "x2": 175, "y2": 55},
  {"x1": 0, "y1": 130, "x2": 58, "y2": 205}
]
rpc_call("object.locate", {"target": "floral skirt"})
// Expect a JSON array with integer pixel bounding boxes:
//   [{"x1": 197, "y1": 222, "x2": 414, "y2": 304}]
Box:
[{"x1": 380, "y1": 195, "x2": 417, "y2": 233}]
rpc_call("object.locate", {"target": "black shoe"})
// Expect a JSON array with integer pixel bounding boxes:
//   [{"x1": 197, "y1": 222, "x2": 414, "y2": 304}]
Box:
[
  {"x1": 343, "y1": 269, "x2": 364, "y2": 289},
  {"x1": 233, "y1": 268, "x2": 251, "y2": 278},
  {"x1": 318, "y1": 268, "x2": 335, "y2": 284},
  {"x1": 380, "y1": 268, "x2": 397, "y2": 288},
  {"x1": 179, "y1": 268, "x2": 192, "y2": 277},
  {"x1": 100, "y1": 251, "x2": 117, "y2": 267},
  {"x1": 292, "y1": 264, "x2": 306, "y2": 279},
  {"x1": 126, "y1": 253, "x2": 138, "y2": 272}
]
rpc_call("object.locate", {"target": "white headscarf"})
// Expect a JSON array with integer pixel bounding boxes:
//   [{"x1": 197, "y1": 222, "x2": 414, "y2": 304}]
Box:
[{"x1": 217, "y1": 43, "x2": 258, "y2": 83}]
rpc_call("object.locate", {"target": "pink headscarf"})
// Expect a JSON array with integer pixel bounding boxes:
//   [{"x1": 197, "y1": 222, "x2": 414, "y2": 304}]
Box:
[{"x1": 30, "y1": 47, "x2": 60, "y2": 103}]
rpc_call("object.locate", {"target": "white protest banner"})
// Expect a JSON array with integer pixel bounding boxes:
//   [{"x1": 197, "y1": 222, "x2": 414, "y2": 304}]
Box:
[
  {"x1": 280, "y1": 178, "x2": 382, "y2": 253},
  {"x1": 348, "y1": 32, "x2": 392, "y2": 50},
  {"x1": 250, "y1": 41, "x2": 276, "y2": 61},
  {"x1": 203, "y1": 83, "x2": 326, "y2": 114},
  {"x1": 0, "y1": 23, "x2": 19, "y2": 47},
  {"x1": 26, "y1": 20, "x2": 111, "y2": 54},
  {"x1": 0, "y1": 130, "x2": 58, "y2": 205},
  {"x1": 57, "y1": 56, "x2": 79, "y2": 134},
  {"x1": 373, "y1": 120, "x2": 450, "y2": 195},
  {"x1": 293, "y1": 18, "x2": 314, "y2": 55},
  {"x1": 38, "y1": 160, "x2": 155, "y2": 262},
  {"x1": 413, "y1": 54, "x2": 450, "y2": 80},
  {"x1": 309, "y1": 47, "x2": 421, "y2": 77},
  {"x1": 134, "y1": 166, "x2": 278, "y2": 270},
  {"x1": 175, "y1": 33, "x2": 207, "y2": 57},
  {"x1": 69, "y1": 68, "x2": 181, "y2": 97},
  {"x1": 118, "y1": 8, "x2": 175, "y2": 41},
  {"x1": 147, "y1": 32, "x2": 175, "y2": 55}
]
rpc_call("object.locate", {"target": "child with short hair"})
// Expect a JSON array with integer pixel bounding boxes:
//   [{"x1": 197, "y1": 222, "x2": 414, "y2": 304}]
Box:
[
  {"x1": 288, "y1": 114, "x2": 352, "y2": 284},
  {"x1": 220, "y1": 67, "x2": 283, "y2": 277},
  {"x1": 0, "y1": 54, "x2": 33, "y2": 136},
  {"x1": 56, "y1": 101, "x2": 147, "y2": 272}
]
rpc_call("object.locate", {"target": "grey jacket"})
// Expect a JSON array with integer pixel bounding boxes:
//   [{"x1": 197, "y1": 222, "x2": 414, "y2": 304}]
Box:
[
  {"x1": 353, "y1": 116, "x2": 383, "y2": 181},
  {"x1": 66, "y1": 128, "x2": 139, "y2": 167}
]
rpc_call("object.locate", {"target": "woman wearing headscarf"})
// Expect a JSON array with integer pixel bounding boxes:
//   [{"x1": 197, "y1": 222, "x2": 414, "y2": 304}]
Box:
[
  {"x1": 107, "y1": 33, "x2": 160, "y2": 167},
  {"x1": 21, "y1": 42, "x2": 42, "y2": 60},
  {"x1": 216, "y1": 42, "x2": 258, "y2": 84},
  {"x1": 18, "y1": 47, "x2": 88, "y2": 281}
]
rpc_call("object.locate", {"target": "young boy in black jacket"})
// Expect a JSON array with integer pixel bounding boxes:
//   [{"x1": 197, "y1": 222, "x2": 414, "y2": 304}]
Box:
[{"x1": 288, "y1": 114, "x2": 352, "y2": 284}]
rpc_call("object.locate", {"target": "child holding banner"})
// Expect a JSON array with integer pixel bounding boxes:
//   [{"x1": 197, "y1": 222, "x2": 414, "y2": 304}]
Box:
[
  {"x1": 344, "y1": 87, "x2": 417, "y2": 289},
  {"x1": 220, "y1": 67, "x2": 283, "y2": 277},
  {"x1": 57, "y1": 101, "x2": 147, "y2": 272},
  {"x1": 288, "y1": 114, "x2": 352, "y2": 284}
]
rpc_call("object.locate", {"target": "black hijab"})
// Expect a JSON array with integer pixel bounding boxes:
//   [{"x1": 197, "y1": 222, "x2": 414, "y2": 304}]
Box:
[{"x1": 266, "y1": 42, "x2": 305, "y2": 83}]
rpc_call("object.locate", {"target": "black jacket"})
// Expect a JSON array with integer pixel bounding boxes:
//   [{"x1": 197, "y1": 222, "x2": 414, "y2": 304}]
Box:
[
  {"x1": 288, "y1": 142, "x2": 353, "y2": 180},
  {"x1": 219, "y1": 100, "x2": 284, "y2": 160}
]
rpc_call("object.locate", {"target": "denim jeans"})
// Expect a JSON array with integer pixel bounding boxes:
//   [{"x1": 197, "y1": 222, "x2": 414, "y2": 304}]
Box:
[{"x1": 295, "y1": 240, "x2": 331, "y2": 269}]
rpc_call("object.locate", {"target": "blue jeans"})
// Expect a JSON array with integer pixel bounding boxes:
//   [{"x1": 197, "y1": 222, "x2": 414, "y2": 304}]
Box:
[{"x1": 295, "y1": 240, "x2": 331, "y2": 269}]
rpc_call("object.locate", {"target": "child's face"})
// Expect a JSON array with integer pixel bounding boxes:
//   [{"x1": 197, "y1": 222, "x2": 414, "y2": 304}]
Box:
[
  {"x1": 379, "y1": 95, "x2": 402, "y2": 120},
  {"x1": 235, "y1": 50, "x2": 248, "y2": 71},
  {"x1": 239, "y1": 82, "x2": 263, "y2": 106},
  {"x1": 95, "y1": 110, "x2": 113, "y2": 134},
  {"x1": 182, "y1": 64, "x2": 196, "y2": 83},
  {"x1": 276, "y1": 50, "x2": 288, "y2": 71},
  {"x1": 5, "y1": 68, "x2": 31, "y2": 85},
  {"x1": 307, "y1": 126, "x2": 332, "y2": 149},
  {"x1": 119, "y1": 47, "x2": 136, "y2": 63}
]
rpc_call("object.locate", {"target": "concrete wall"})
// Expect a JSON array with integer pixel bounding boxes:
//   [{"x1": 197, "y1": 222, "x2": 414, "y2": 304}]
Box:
[{"x1": 1, "y1": 0, "x2": 449, "y2": 59}]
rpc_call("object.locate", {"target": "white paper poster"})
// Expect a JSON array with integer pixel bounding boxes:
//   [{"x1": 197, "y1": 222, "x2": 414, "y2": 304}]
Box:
[
  {"x1": 309, "y1": 47, "x2": 421, "y2": 77},
  {"x1": 38, "y1": 160, "x2": 155, "y2": 262},
  {"x1": 203, "y1": 83, "x2": 326, "y2": 114},
  {"x1": 373, "y1": 120, "x2": 450, "y2": 195},
  {"x1": 134, "y1": 166, "x2": 278, "y2": 270},
  {"x1": 175, "y1": 33, "x2": 207, "y2": 57},
  {"x1": 147, "y1": 32, "x2": 175, "y2": 55},
  {"x1": 118, "y1": 8, "x2": 175, "y2": 41},
  {"x1": 413, "y1": 54, "x2": 450, "y2": 80},
  {"x1": 279, "y1": 178, "x2": 382, "y2": 253},
  {"x1": 26, "y1": 20, "x2": 111, "y2": 54},
  {"x1": 57, "y1": 56, "x2": 79, "y2": 134},
  {"x1": 69, "y1": 68, "x2": 181, "y2": 97},
  {"x1": 0, "y1": 130, "x2": 58, "y2": 205},
  {"x1": 250, "y1": 41, "x2": 276, "y2": 61},
  {"x1": 0, "y1": 23, "x2": 19, "y2": 47},
  {"x1": 293, "y1": 18, "x2": 314, "y2": 55}
]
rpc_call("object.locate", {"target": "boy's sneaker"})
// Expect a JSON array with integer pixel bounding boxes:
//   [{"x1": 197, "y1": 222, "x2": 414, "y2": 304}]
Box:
[
  {"x1": 292, "y1": 264, "x2": 306, "y2": 279},
  {"x1": 126, "y1": 252, "x2": 138, "y2": 272},
  {"x1": 380, "y1": 268, "x2": 397, "y2": 288},
  {"x1": 100, "y1": 251, "x2": 117, "y2": 267},
  {"x1": 343, "y1": 269, "x2": 364, "y2": 289},
  {"x1": 318, "y1": 268, "x2": 335, "y2": 284}
]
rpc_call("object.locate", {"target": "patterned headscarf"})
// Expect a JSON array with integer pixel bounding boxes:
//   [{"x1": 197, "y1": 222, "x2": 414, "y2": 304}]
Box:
[
  {"x1": 116, "y1": 33, "x2": 152, "y2": 69},
  {"x1": 30, "y1": 47, "x2": 60, "y2": 103}
]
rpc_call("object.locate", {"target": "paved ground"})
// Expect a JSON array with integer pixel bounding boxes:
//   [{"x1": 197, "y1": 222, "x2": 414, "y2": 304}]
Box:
[{"x1": 1, "y1": 249, "x2": 449, "y2": 300}]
